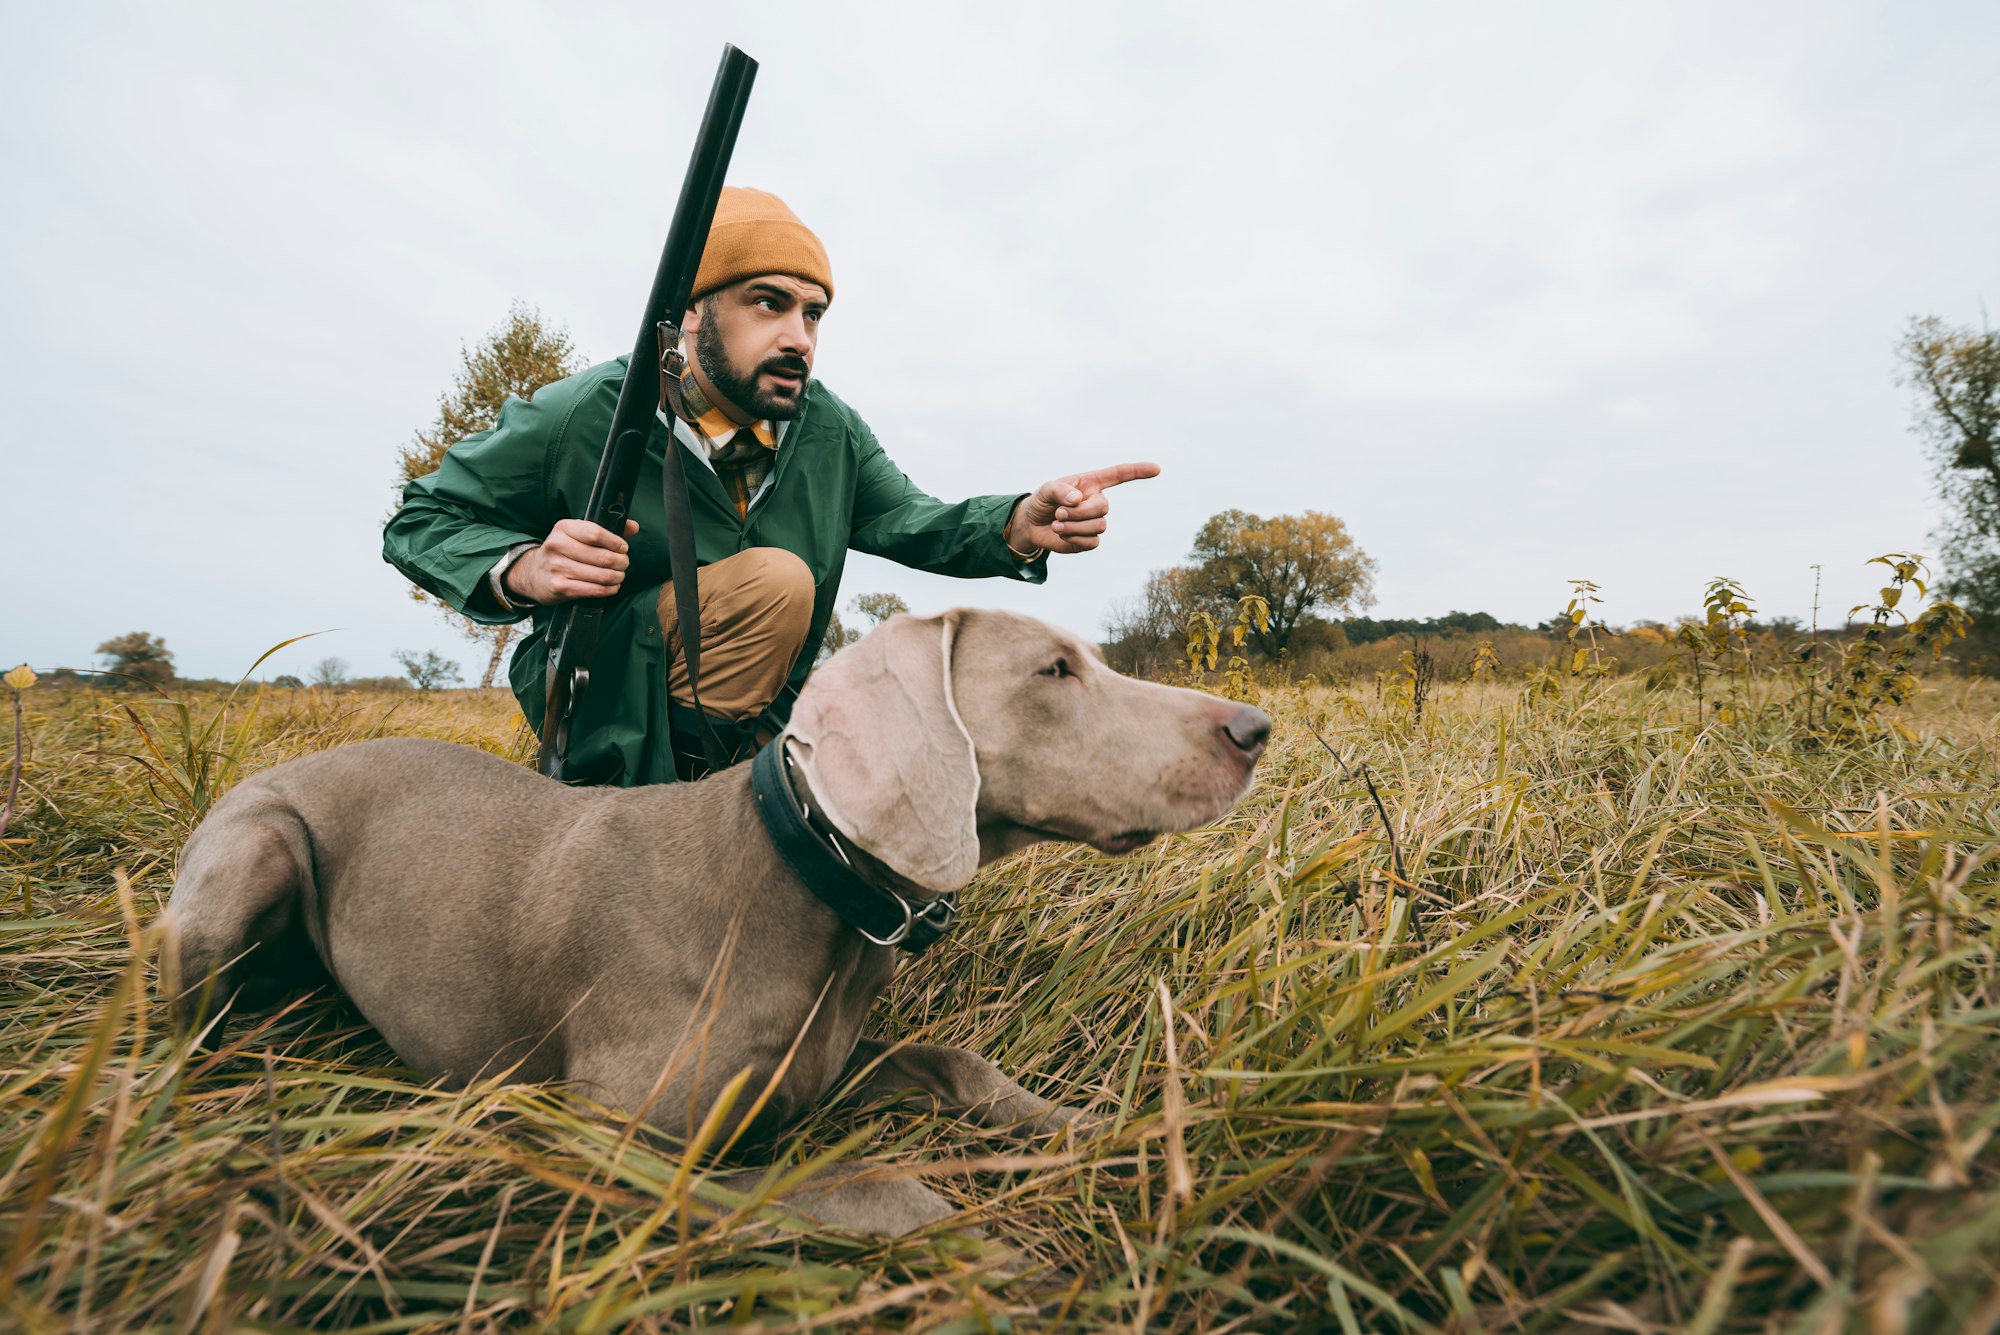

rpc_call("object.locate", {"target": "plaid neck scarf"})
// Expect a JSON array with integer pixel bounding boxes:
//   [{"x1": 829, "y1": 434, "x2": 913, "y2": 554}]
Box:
[{"x1": 679, "y1": 374, "x2": 777, "y2": 520}]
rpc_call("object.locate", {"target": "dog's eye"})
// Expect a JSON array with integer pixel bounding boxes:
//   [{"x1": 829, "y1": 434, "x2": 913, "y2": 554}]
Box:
[{"x1": 1039, "y1": 658, "x2": 1071, "y2": 679}]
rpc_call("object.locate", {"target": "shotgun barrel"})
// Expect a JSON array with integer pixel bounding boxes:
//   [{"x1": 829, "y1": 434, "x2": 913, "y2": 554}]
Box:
[{"x1": 538, "y1": 44, "x2": 758, "y2": 781}]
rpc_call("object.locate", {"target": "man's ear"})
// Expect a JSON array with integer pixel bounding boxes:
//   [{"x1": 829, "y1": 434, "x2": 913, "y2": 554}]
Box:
[{"x1": 783, "y1": 612, "x2": 981, "y2": 895}]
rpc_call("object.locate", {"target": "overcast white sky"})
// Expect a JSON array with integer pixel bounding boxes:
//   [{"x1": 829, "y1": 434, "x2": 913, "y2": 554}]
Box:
[{"x1": 6, "y1": 1, "x2": 1997, "y2": 681}]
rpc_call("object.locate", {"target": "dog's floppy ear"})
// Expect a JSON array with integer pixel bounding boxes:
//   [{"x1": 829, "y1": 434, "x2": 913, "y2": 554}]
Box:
[{"x1": 784, "y1": 610, "x2": 980, "y2": 894}]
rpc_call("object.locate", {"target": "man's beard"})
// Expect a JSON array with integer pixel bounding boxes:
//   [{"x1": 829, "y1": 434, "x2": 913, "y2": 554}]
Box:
[{"x1": 694, "y1": 313, "x2": 810, "y2": 421}]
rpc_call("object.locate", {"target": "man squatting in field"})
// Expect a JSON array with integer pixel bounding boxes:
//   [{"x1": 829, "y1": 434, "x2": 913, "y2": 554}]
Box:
[{"x1": 384, "y1": 188, "x2": 1157, "y2": 785}]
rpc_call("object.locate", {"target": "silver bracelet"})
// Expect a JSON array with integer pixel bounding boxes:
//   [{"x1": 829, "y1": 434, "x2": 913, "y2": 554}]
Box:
[{"x1": 488, "y1": 542, "x2": 541, "y2": 614}]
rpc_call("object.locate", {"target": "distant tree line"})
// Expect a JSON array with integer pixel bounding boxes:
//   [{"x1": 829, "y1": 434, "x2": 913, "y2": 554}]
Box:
[
  {"x1": 65, "y1": 638, "x2": 463, "y2": 692},
  {"x1": 1342, "y1": 610, "x2": 1509, "y2": 644}
]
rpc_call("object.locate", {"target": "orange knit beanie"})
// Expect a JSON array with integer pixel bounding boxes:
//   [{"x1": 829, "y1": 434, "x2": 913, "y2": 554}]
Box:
[{"x1": 691, "y1": 187, "x2": 834, "y2": 303}]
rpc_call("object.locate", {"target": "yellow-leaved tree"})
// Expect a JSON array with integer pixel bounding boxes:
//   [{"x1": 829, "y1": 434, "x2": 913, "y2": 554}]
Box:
[
  {"x1": 395, "y1": 304, "x2": 588, "y2": 687},
  {"x1": 1188, "y1": 510, "x2": 1377, "y2": 657}
]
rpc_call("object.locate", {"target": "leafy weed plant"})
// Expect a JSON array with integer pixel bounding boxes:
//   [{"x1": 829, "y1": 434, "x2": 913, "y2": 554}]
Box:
[{"x1": 1825, "y1": 554, "x2": 1973, "y2": 740}]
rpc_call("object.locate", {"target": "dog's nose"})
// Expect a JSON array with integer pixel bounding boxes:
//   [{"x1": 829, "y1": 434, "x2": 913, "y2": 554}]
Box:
[{"x1": 1222, "y1": 705, "x2": 1271, "y2": 760}]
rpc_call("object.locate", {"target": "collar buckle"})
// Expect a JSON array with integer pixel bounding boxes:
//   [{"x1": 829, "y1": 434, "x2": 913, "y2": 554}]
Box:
[
  {"x1": 915, "y1": 894, "x2": 957, "y2": 933},
  {"x1": 859, "y1": 890, "x2": 955, "y2": 950}
]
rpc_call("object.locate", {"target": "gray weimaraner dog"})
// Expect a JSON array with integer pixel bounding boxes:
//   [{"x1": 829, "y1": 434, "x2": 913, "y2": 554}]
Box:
[{"x1": 166, "y1": 608, "x2": 1270, "y2": 1233}]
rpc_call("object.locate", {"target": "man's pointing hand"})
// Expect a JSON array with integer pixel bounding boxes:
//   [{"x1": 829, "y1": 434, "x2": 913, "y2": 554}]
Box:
[{"x1": 1006, "y1": 461, "x2": 1161, "y2": 556}]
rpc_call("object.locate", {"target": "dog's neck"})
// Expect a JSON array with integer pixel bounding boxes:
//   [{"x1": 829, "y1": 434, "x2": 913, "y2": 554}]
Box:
[
  {"x1": 772, "y1": 743, "x2": 938, "y2": 903},
  {"x1": 742, "y1": 740, "x2": 960, "y2": 955}
]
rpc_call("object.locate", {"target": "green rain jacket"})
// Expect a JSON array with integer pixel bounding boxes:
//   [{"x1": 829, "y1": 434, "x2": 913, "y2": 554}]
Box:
[{"x1": 383, "y1": 356, "x2": 1044, "y2": 786}]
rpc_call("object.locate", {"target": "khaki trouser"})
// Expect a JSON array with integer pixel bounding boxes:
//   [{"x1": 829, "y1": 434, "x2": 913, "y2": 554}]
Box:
[{"x1": 656, "y1": 547, "x2": 817, "y2": 721}]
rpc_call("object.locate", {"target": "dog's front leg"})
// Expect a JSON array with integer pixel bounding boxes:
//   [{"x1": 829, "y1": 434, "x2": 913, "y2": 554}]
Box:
[{"x1": 840, "y1": 1037, "x2": 1090, "y2": 1138}]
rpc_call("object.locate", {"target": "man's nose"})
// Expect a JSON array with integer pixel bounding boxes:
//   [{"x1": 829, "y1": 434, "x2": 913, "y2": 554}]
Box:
[{"x1": 776, "y1": 311, "x2": 815, "y2": 357}]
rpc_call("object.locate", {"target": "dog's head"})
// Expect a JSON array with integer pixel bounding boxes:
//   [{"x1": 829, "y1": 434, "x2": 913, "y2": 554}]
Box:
[{"x1": 782, "y1": 608, "x2": 1269, "y2": 895}]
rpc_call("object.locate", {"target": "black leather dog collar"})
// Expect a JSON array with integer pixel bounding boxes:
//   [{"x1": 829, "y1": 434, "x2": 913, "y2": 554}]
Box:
[{"x1": 750, "y1": 740, "x2": 957, "y2": 952}]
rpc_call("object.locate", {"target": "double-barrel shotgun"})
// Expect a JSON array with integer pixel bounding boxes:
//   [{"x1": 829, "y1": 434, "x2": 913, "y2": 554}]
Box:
[{"x1": 538, "y1": 44, "x2": 757, "y2": 782}]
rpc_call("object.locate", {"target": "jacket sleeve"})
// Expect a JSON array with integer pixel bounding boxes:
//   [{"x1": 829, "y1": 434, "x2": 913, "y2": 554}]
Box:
[
  {"x1": 382, "y1": 385, "x2": 576, "y2": 626},
  {"x1": 846, "y1": 423, "x2": 1048, "y2": 584}
]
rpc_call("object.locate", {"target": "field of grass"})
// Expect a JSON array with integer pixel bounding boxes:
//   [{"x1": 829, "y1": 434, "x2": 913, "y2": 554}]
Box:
[{"x1": 5, "y1": 671, "x2": 2000, "y2": 1332}]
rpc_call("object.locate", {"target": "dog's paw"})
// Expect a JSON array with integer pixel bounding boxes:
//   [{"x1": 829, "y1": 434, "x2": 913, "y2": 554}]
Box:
[{"x1": 1025, "y1": 1103, "x2": 1104, "y2": 1142}]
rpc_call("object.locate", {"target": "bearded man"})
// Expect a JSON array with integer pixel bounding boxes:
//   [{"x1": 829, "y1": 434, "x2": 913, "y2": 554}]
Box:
[{"x1": 385, "y1": 187, "x2": 1155, "y2": 785}]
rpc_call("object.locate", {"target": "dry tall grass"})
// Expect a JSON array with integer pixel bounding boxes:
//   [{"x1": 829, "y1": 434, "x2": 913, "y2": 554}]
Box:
[{"x1": 4, "y1": 673, "x2": 1999, "y2": 1331}]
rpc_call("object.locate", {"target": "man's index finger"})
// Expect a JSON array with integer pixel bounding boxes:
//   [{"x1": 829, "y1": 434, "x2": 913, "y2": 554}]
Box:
[{"x1": 1079, "y1": 461, "x2": 1162, "y2": 492}]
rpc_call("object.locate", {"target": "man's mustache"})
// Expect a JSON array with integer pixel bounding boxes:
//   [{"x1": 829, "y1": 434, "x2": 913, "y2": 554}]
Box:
[{"x1": 760, "y1": 356, "x2": 811, "y2": 379}]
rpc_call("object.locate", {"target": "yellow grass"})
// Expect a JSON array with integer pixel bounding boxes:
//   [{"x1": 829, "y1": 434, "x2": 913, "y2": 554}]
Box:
[{"x1": 5, "y1": 671, "x2": 2000, "y2": 1331}]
